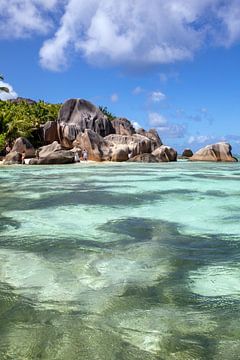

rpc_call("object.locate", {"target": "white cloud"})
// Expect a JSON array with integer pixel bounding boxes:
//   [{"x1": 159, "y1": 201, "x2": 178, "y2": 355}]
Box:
[
  {"x1": 149, "y1": 112, "x2": 167, "y2": 126},
  {"x1": 188, "y1": 135, "x2": 214, "y2": 145},
  {"x1": 148, "y1": 112, "x2": 186, "y2": 138},
  {"x1": 110, "y1": 93, "x2": 119, "y2": 103},
  {"x1": 132, "y1": 121, "x2": 142, "y2": 130},
  {"x1": 132, "y1": 86, "x2": 144, "y2": 95},
  {"x1": 1, "y1": 1, "x2": 240, "y2": 71},
  {"x1": 150, "y1": 91, "x2": 166, "y2": 103},
  {"x1": 0, "y1": 0, "x2": 60, "y2": 38},
  {"x1": 0, "y1": 81, "x2": 18, "y2": 100}
]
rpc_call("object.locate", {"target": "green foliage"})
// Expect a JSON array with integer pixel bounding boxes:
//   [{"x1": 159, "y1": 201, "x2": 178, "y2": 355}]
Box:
[
  {"x1": 0, "y1": 99, "x2": 61, "y2": 150},
  {"x1": 0, "y1": 133, "x2": 6, "y2": 151},
  {"x1": 99, "y1": 106, "x2": 116, "y2": 121}
]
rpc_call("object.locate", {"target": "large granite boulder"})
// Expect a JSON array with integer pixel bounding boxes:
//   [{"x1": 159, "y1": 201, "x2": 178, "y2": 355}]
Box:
[
  {"x1": 57, "y1": 99, "x2": 115, "y2": 148},
  {"x1": 105, "y1": 134, "x2": 152, "y2": 157},
  {"x1": 73, "y1": 129, "x2": 110, "y2": 161},
  {"x1": 12, "y1": 137, "x2": 35, "y2": 158},
  {"x1": 38, "y1": 141, "x2": 62, "y2": 158},
  {"x1": 182, "y1": 148, "x2": 193, "y2": 158},
  {"x1": 29, "y1": 150, "x2": 75, "y2": 165},
  {"x1": 111, "y1": 118, "x2": 136, "y2": 136},
  {"x1": 111, "y1": 145, "x2": 129, "y2": 162},
  {"x1": 128, "y1": 153, "x2": 159, "y2": 163},
  {"x1": 152, "y1": 145, "x2": 177, "y2": 162},
  {"x1": 137, "y1": 128, "x2": 162, "y2": 151},
  {"x1": 3, "y1": 151, "x2": 22, "y2": 165},
  {"x1": 190, "y1": 142, "x2": 238, "y2": 162},
  {"x1": 42, "y1": 121, "x2": 59, "y2": 144}
]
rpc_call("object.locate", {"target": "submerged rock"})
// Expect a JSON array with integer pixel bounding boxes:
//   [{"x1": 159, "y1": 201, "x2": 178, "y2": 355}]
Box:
[{"x1": 190, "y1": 142, "x2": 238, "y2": 162}]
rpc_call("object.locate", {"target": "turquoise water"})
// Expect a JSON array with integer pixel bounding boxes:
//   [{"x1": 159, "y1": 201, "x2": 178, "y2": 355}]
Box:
[{"x1": 0, "y1": 161, "x2": 240, "y2": 359}]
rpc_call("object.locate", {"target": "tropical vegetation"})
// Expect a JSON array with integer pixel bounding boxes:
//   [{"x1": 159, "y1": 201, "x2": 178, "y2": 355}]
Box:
[{"x1": 0, "y1": 99, "x2": 61, "y2": 150}]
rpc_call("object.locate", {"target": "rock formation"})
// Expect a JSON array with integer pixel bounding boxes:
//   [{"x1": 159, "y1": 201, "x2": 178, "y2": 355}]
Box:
[
  {"x1": 182, "y1": 148, "x2": 193, "y2": 158},
  {"x1": 189, "y1": 142, "x2": 238, "y2": 162},
  {"x1": 137, "y1": 128, "x2": 162, "y2": 151},
  {"x1": 12, "y1": 137, "x2": 35, "y2": 158},
  {"x1": 57, "y1": 99, "x2": 115, "y2": 148},
  {"x1": 29, "y1": 141, "x2": 75, "y2": 165},
  {"x1": 128, "y1": 153, "x2": 159, "y2": 163},
  {"x1": 152, "y1": 145, "x2": 177, "y2": 162},
  {"x1": 111, "y1": 118, "x2": 136, "y2": 136}
]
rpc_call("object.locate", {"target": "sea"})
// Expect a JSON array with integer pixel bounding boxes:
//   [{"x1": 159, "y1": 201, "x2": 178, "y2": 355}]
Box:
[{"x1": 0, "y1": 160, "x2": 239, "y2": 360}]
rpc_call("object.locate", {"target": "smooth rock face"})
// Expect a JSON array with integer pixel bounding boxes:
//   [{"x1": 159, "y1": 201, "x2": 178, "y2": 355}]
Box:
[
  {"x1": 73, "y1": 129, "x2": 110, "y2": 161},
  {"x1": 111, "y1": 118, "x2": 136, "y2": 136},
  {"x1": 42, "y1": 121, "x2": 59, "y2": 144},
  {"x1": 29, "y1": 150, "x2": 75, "y2": 165},
  {"x1": 182, "y1": 148, "x2": 193, "y2": 157},
  {"x1": 58, "y1": 99, "x2": 115, "y2": 148},
  {"x1": 111, "y1": 145, "x2": 129, "y2": 162},
  {"x1": 190, "y1": 142, "x2": 238, "y2": 162},
  {"x1": 3, "y1": 151, "x2": 21, "y2": 165},
  {"x1": 152, "y1": 145, "x2": 177, "y2": 162},
  {"x1": 38, "y1": 141, "x2": 62, "y2": 158},
  {"x1": 12, "y1": 137, "x2": 35, "y2": 158},
  {"x1": 128, "y1": 153, "x2": 159, "y2": 163}
]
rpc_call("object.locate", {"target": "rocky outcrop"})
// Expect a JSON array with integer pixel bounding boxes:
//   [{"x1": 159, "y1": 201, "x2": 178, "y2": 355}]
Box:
[
  {"x1": 105, "y1": 134, "x2": 152, "y2": 157},
  {"x1": 29, "y1": 150, "x2": 75, "y2": 165},
  {"x1": 12, "y1": 137, "x2": 35, "y2": 158},
  {"x1": 42, "y1": 121, "x2": 59, "y2": 144},
  {"x1": 189, "y1": 142, "x2": 238, "y2": 162},
  {"x1": 128, "y1": 153, "x2": 159, "y2": 163},
  {"x1": 57, "y1": 99, "x2": 115, "y2": 148},
  {"x1": 182, "y1": 148, "x2": 193, "y2": 158},
  {"x1": 73, "y1": 129, "x2": 110, "y2": 161},
  {"x1": 111, "y1": 118, "x2": 136, "y2": 136},
  {"x1": 111, "y1": 145, "x2": 129, "y2": 162},
  {"x1": 8, "y1": 97, "x2": 37, "y2": 105},
  {"x1": 137, "y1": 128, "x2": 162, "y2": 151},
  {"x1": 38, "y1": 141, "x2": 62, "y2": 158},
  {"x1": 152, "y1": 145, "x2": 177, "y2": 162},
  {"x1": 3, "y1": 151, "x2": 22, "y2": 165}
]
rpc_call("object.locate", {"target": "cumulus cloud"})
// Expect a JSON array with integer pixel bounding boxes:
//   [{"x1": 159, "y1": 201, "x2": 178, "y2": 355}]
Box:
[
  {"x1": 0, "y1": 81, "x2": 18, "y2": 100},
  {"x1": 148, "y1": 112, "x2": 186, "y2": 139},
  {"x1": 0, "y1": 0, "x2": 60, "y2": 38},
  {"x1": 1, "y1": 1, "x2": 240, "y2": 71},
  {"x1": 110, "y1": 93, "x2": 119, "y2": 103},
  {"x1": 150, "y1": 91, "x2": 166, "y2": 103}
]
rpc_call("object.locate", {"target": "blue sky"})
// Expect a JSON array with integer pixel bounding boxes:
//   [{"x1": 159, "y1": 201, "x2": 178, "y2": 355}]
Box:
[{"x1": 1, "y1": 0, "x2": 240, "y2": 153}]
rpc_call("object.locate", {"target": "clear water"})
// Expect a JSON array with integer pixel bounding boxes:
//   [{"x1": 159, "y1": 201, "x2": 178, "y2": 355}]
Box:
[{"x1": 0, "y1": 161, "x2": 240, "y2": 359}]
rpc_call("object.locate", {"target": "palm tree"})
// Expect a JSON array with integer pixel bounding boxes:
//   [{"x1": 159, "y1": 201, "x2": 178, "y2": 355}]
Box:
[{"x1": 0, "y1": 74, "x2": 9, "y2": 93}]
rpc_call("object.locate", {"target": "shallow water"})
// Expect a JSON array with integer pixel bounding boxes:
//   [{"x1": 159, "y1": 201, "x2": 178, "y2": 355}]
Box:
[{"x1": 0, "y1": 161, "x2": 240, "y2": 359}]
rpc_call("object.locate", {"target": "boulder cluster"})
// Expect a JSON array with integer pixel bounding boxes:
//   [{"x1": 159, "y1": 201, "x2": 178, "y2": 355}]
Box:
[{"x1": 3, "y1": 98, "x2": 238, "y2": 164}]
